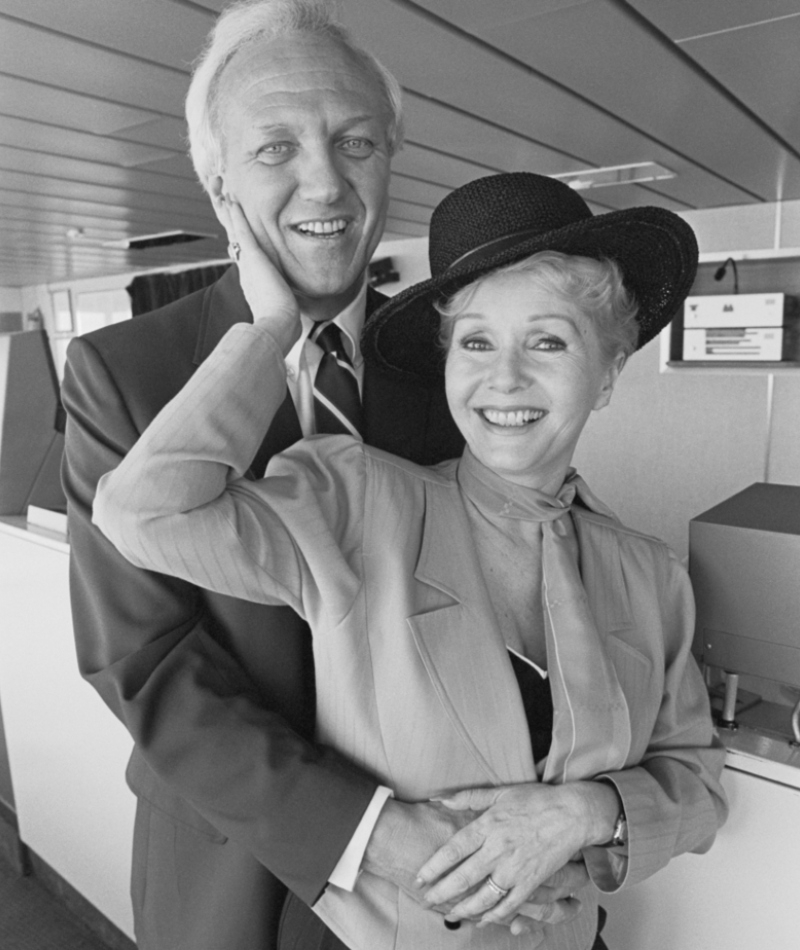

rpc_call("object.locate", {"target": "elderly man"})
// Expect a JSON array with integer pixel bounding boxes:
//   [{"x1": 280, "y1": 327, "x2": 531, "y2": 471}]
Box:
[{"x1": 62, "y1": 2, "x2": 584, "y2": 948}]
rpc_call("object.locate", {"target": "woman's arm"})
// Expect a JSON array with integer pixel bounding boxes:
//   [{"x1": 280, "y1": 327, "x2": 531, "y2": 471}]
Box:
[
  {"x1": 93, "y1": 320, "x2": 368, "y2": 622},
  {"x1": 415, "y1": 548, "x2": 728, "y2": 924},
  {"x1": 583, "y1": 550, "x2": 728, "y2": 891}
]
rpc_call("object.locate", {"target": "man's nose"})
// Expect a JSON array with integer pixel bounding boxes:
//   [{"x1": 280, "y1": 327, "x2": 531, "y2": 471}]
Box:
[{"x1": 296, "y1": 146, "x2": 347, "y2": 204}]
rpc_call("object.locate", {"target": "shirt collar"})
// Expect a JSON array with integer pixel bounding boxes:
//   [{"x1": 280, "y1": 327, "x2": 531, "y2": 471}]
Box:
[
  {"x1": 456, "y1": 449, "x2": 617, "y2": 523},
  {"x1": 285, "y1": 278, "x2": 368, "y2": 374}
]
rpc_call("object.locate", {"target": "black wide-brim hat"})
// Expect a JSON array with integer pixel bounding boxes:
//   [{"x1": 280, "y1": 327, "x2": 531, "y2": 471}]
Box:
[{"x1": 362, "y1": 172, "x2": 698, "y2": 382}]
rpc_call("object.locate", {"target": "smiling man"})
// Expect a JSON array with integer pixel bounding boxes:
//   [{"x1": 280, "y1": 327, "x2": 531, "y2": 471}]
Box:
[{"x1": 61, "y1": 3, "x2": 464, "y2": 949}]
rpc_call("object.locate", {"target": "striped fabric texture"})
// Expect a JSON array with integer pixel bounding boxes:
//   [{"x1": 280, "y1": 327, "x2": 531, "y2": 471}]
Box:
[{"x1": 311, "y1": 322, "x2": 364, "y2": 438}]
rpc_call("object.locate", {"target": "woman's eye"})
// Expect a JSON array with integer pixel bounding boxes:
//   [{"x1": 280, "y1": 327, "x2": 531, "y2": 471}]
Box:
[
  {"x1": 532, "y1": 335, "x2": 566, "y2": 351},
  {"x1": 461, "y1": 336, "x2": 491, "y2": 351}
]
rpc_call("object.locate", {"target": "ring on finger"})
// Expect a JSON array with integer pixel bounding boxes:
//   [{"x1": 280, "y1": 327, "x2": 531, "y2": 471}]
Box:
[
  {"x1": 227, "y1": 241, "x2": 241, "y2": 261},
  {"x1": 486, "y1": 876, "x2": 510, "y2": 900}
]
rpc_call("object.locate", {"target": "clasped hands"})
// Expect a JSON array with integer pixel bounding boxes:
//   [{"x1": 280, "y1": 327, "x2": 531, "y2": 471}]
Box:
[{"x1": 363, "y1": 783, "x2": 595, "y2": 942}]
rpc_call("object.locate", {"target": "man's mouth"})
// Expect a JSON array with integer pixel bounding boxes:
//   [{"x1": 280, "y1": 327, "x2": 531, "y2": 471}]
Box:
[
  {"x1": 480, "y1": 408, "x2": 546, "y2": 427},
  {"x1": 293, "y1": 218, "x2": 349, "y2": 238}
]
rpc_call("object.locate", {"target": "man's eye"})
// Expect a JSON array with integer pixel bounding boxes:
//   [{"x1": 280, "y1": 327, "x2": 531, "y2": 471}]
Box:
[
  {"x1": 340, "y1": 138, "x2": 375, "y2": 156},
  {"x1": 257, "y1": 143, "x2": 294, "y2": 162}
]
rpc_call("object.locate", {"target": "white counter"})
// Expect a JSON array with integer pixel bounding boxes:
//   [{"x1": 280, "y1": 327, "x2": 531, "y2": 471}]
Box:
[{"x1": 0, "y1": 516, "x2": 135, "y2": 939}]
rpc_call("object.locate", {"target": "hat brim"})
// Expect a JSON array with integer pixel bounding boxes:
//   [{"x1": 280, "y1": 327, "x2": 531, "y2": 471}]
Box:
[{"x1": 362, "y1": 206, "x2": 698, "y2": 383}]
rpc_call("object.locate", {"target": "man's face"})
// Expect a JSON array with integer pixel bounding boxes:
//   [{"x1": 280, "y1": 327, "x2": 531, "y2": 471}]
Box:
[{"x1": 210, "y1": 33, "x2": 392, "y2": 320}]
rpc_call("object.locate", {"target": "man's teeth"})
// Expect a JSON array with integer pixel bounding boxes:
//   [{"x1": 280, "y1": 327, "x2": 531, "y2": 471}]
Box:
[
  {"x1": 296, "y1": 219, "x2": 347, "y2": 235},
  {"x1": 482, "y1": 408, "x2": 545, "y2": 427}
]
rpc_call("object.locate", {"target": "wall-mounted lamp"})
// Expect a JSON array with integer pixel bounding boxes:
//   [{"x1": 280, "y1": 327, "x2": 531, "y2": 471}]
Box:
[
  {"x1": 368, "y1": 257, "x2": 400, "y2": 288},
  {"x1": 713, "y1": 257, "x2": 739, "y2": 294}
]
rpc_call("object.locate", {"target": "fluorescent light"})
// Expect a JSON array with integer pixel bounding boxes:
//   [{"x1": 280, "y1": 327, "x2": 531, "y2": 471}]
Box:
[{"x1": 551, "y1": 161, "x2": 676, "y2": 191}]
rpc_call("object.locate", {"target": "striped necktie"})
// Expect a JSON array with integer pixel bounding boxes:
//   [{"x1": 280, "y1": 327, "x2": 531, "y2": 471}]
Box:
[{"x1": 310, "y1": 321, "x2": 364, "y2": 439}]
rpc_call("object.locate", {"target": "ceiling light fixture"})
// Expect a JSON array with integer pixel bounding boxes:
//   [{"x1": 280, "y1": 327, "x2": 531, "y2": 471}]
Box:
[
  {"x1": 551, "y1": 161, "x2": 676, "y2": 191},
  {"x1": 103, "y1": 229, "x2": 218, "y2": 250}
]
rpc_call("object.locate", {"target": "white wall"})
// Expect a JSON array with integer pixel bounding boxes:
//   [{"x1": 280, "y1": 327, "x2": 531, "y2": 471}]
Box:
[{"x1": 0, "y1": 287, "x2": 22, "y2": 311}]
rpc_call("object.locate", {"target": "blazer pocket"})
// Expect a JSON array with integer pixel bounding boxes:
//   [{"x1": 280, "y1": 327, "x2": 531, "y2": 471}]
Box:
[{"x1": 126, "y1": 749, "x2": 228, "y2": 843}]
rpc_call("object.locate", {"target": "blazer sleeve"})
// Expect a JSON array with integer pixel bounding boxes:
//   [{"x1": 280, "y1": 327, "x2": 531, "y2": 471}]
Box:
[
  {"x1": 62, "y1": 324, "x2": 376, "y2": 906},
  {"x1": 93, "y1": 323, "x2": 366, "y2": 625},
  {"x1": 583, "y1": 548, "x2": 728, "y2": 892}
]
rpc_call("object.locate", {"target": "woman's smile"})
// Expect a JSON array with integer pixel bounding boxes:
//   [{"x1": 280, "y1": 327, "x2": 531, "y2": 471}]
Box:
[{"x1": 479, "y1": 407, "x2": 547, "y2": 427}]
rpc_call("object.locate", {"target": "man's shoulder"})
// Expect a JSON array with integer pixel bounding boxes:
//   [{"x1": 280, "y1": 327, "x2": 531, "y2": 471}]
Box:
[
  {"x1": 64, "y1": 284, "x2": 217, "y2": 419},
  {"x1": 76, "y1": 284, "x2": 209, "y2": 360}
]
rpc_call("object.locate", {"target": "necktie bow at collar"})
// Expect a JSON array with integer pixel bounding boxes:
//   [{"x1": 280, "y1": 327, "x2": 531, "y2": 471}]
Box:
[{"x1": 457, "y1": 450, "x2": 632, "y2": 783}]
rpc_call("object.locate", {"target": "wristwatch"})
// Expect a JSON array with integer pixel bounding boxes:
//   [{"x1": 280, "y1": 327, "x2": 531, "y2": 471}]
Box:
[{"x1": 600, "y1": 810, "x2": 628, "y2": 848}]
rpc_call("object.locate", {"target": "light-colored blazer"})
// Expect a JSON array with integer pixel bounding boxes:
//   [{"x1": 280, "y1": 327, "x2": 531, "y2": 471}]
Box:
[{"x1": 95, "y1": 324, "x2": 727, "y2": 950}]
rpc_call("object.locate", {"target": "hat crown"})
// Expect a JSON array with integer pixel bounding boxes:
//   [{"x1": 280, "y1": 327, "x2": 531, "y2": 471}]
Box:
[{"x1": 428, "y1": 172, "x2": 593, "y2": 276}]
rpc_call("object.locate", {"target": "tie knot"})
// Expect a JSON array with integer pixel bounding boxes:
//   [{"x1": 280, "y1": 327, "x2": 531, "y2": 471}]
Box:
[{"x1": 311, "y1": 321, "x2": 348, "y2": 360}]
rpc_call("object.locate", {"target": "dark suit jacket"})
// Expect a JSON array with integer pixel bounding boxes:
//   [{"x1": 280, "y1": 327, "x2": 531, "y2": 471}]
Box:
[{"x1": 61, "y1": 265, "x2": 465, "y2": 950}]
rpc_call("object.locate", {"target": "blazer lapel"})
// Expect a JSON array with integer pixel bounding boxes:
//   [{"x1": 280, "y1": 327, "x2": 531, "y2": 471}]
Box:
[{"x1": 406, "y1": 483, "x2": 537, "y2": 786}]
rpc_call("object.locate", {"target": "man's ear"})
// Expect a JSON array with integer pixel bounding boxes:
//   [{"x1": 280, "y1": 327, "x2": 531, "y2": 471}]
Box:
[
  {"x1": 208, "y1": 174, "x2": 228, "y2": 227},
  {"x1": 593, "y1": 351, "x2": 627, "y2": 412}
]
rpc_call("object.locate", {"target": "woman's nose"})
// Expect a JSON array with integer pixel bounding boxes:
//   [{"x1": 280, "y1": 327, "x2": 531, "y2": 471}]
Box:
[
  {"x1": 489, "y1": 349, "x2": 529, "y2": 391},
  {"x1": 296, "y1": 147, "x2": 347, "y2": 204}
]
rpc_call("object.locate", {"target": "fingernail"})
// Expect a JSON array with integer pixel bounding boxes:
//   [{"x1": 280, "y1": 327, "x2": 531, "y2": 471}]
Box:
[{"x1": 444, "y1": 918, "x2": 461, "y2": 931}]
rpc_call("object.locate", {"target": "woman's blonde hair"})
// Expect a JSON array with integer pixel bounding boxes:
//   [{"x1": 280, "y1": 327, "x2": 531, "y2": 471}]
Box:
[
  {"x1": 185, "y1": 0, "x2": 405, "y2": 191},
  {"x1": 436, "y1": 250, "x2": 640, "y2": 364}
]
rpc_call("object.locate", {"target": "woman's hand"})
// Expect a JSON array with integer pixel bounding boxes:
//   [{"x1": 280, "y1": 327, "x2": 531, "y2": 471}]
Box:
[
  {"x1": 221, "y1": 196, "x2": 301, "y2": 355},
  {"x1": 416, "y1": 781, "x2": 619, "y2": 926}
]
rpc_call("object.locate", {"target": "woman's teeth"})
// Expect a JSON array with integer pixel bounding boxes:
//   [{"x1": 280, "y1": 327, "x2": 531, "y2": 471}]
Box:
[
  {"x1": 481, "y1": 408, "x2": 545, "y2": 427},
  {"x1": 296, "y1": 219, "x2": 347, "y2": 236}
]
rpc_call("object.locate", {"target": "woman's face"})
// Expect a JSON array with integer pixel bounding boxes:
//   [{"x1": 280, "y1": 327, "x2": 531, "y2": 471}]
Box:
[{"x1": 445, "y1": 271, "x2": 624, "y2": 493}]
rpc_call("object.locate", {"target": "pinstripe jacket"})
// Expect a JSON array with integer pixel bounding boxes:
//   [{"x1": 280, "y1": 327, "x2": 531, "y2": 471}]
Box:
[{"x1": 94, "y1": 322, "x2": 728, "y2": 950}]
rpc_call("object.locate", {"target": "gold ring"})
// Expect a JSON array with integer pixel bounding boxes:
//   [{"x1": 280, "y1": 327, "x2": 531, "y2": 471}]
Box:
[
  {"x1": 486, "y1": 876, "x2": 510, "y2": 899},
  {"x1": 227, "y1": 242, "x2": 241, "y2": 261}
]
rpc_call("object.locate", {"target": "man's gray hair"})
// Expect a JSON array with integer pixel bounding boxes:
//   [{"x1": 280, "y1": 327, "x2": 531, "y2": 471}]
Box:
[{"x1": 185, "y1": 0, "x2": 404, "y2": 190}]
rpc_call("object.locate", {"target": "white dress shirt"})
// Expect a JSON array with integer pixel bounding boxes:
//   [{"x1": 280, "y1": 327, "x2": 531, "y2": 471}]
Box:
[{"x1": 284, "y1": 282, "x2": 366, "y2": 439}]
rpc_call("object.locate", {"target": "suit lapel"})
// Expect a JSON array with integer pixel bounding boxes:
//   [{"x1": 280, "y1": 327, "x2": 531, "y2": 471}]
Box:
[
  {"x1": 192, "y1": 264, "x2": 251, "y2": 364},
  {"x1": 406, "y1": 482, "x2": 537, "y2": 785},
  {"x1": 192, "y1": 265, "x2": 303, "y2": 476}
]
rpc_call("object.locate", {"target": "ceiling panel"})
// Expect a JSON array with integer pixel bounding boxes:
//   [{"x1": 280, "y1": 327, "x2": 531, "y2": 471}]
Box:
[
  {"x1": 0, "y1": 146, "x2": 208, "y2": 202},
  {"x1": 0, "y1": 74, "x2": 158, "y2": 136},
  {"x1": 675, "y1": 18, "x2": 800, "y2": 153},
  {"x1": 627, "y1": 0, "x2": 800, "y2": 40},
  {"x1": 409, "y1": 0, "x2": 800, "y2": 202},
  {"x1": 0, "y1": 0, "x2": 797, "y2": 286},
  {"x1": 115, "y1": 117, "x2": 190, "y2": 152},
  {"x1": 0, "y1": 114, "x2": 178, "y2": 168},
  {"x1": 0, "y1": 191, "x2": 216, "y2": 230},
  {"x1": 0, "y1": 0, "x2": 210, "y2": 70},
  {"x1": 345, "y1": 1, "x2": 764, "y2": 203},
  {"x1": 403, "y1": 91, "x2": 588, "y2": 176},
  {"x1": 0, "y1": 17, "x2": 187, "y2": 117}
]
